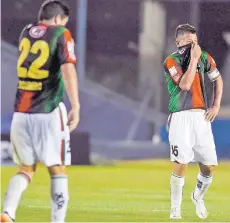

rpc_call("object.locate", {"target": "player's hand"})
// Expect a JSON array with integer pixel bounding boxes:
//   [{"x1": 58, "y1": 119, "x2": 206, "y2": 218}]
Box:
[
  {"x1": 191, "y1": 42, "x2": 202, "y2": 60},
  {"x1": 67, "y1": 107, "x2": 80, "y2": 132},
  {"x1": 204, "y1": 105, "x2": 220, "y2": 122}
]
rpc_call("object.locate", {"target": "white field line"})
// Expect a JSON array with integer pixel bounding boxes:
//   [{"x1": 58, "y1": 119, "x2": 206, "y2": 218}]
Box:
[
  {"x1": 25, "y1": 204, "x2": 228, "y2": 216},
  {"x1": 24, "y1": 188, "x2": 230, "y2": 201},
  {"x1": 23, "y1": 204, "x2": 169, "y2": 213}
]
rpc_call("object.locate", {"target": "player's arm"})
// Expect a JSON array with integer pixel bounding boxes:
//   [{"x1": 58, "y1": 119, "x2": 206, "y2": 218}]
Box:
[
  {"x1": 61, "y1": 63, "x2": 80, "y2": 110},
  {"x1": 213, "y1": 76, "x2": 223, "y2": 108},
  {"x1": 204, "y1": 53, "x2": 223, "y2": 122},
  {"x1": 58, "y1": 29, "x2": 80, "y2": 132},
  {"x1": 178, "y1": 43, "x2": 201, "y2": 90},
  {"x1": 164, "y1": 43, "x2": 201, "y2": 90},
  {"x1": 164, "y1": 57, "x2": 183, "y2": 86}
]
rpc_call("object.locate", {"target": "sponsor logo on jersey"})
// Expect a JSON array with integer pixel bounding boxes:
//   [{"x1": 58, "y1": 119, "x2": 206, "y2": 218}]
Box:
[
  {"x1": 67, "y1": 40, "x2": 76, "y2": 60},
  {"x1": 169, "y1": 66, "x2": 180, "y2": 81},
  {"x1": 169, "y1": 66, "x2": 180, "y2": 82},
  {"x1": 169, "y1": 66, "x2": 177, "y2": 76},
  {"x1": 29, "y1": 26, "x2": 47, "y2": 38}
]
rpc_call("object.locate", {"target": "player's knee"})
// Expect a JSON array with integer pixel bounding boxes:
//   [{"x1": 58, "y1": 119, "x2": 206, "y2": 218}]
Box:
[
  {"x1": 208, "y1": 165, "x2": 216, "y2": 174},
  {"x1": 48, "y1": 165, "x2": 66, "y2": 176},
  {"x1": 17, "y1": 165, "x2": 36, "y2": 181},
  {"x1": 173, "y1": 162, "x2": 187, "y2": 177},
  {"x1": 201, "y1": 165, "x2": 216, "y2": 176}
]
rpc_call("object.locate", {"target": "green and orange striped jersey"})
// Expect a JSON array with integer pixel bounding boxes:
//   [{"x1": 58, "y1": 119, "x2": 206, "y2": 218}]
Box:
[
  {"x1": 164, "y1": 48, "x2": 220, "y2": 113},
  {"x1": 15, "y1": 23, "x2": 76, "y2": 113}
]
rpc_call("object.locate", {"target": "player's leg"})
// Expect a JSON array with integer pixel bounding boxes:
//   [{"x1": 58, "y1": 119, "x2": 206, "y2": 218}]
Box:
[
  {"x1": 168, "y1": 111, "x2": 195, "y2": 219},
  {"x1": 192, "y1": 112, "x2": 218, "y2": 219},
  {"x1": 193, "y1": 163, "x2": 215, "y2": 200},
  {"x1": 2, "y1": 165, "x2": 36, "y2": 222},
  {"x1": 1, "y1": 113, "x2": 36, "y2": 222},
  {"x1": 48, "y1": 165, "x2": 69, "y2": 223},
  {"x1": 37, "y1": 102, "x2": 70, "y2": 222},
  {"x1": 191, "y1": 163, "x2": 216, "y2": 219},
  {"x1": 49, "y1": 103, "x2": 70, "y2": 223},
  {"x1": 191, "y1": 164, "x2": 216, "y2": 219},
  {"x1": 170, "y1": 162, "x2": 187, "y2": 219},
  {"x1": 194, "y1": 163, "x2": 215, "y2": 200}
]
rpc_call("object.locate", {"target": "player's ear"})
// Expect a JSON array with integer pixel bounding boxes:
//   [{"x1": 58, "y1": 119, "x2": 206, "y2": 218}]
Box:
[
  {"x1": 175, "y1": 40, "x2": 180, "y2": 47},
  {"x1": 54, "y1": 15, "x2": 61, "y2": 25},
  {"x1": 53, "y1": 16, "x2": 58, "y2": 25}
]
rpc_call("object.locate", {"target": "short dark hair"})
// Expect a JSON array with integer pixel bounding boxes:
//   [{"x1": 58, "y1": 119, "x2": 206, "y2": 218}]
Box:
[
  {"x1": 175, "y1": 24, "x2": 196, "y2": 39},
  {"x1": 38, "y1": 0, "x2": 69, "y2": 21}
]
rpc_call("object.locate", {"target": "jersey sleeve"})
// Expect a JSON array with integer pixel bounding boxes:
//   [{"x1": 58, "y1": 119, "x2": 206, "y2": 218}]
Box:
[
  {"x1": 164, "y1": 57, "x2": 183, "y2": 84},
  {"x1": 205, "y1": 52, "x2": 220, "y2": 82},
  {"x1": 57, "y1": 29, "x2": 77, "y2": 64}
]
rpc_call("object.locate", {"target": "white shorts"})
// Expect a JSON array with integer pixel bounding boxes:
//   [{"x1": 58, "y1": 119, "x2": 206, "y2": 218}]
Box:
[
  {"x1": 168, "y1": 110, "x2": 218, "y2": 165},
  {"x1": 11, "y1": 102, "x2": 71, "y2": 167}
]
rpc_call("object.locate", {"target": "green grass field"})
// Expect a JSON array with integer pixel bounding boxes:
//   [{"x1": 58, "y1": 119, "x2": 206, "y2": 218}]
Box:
[{"x1": 1, "y1": 160, "x2": 230, "y2": 222}]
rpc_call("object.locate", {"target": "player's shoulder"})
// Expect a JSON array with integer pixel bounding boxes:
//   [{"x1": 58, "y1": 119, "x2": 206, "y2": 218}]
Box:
[
  {"x1": 51, "y1": 25, "x2": 67, "y2": 32},
  {"x1": 164, "y1": 51, "x2": 180, "y2": 66},
  {"x1": 54, "y1": 26, "x2": 75, "y2": 46},
  {"x1": 20, "y1": 23, "x2": 35, "y2": 34},
  {"x1": 201, "y1": 50, "x2": 215, "y2": 63},
  {"x1": 201, "y1": 50, "x2": 209, "y2": 59},
  {"x1": 24, "y1": 23, "x2": 34, "y2": 29},
  {"x1": 19, "y1": 23, "x2": 35, "y2": 41},
  {"x1": 52, "y1": 26, "x2": 73, "y2": 38}
]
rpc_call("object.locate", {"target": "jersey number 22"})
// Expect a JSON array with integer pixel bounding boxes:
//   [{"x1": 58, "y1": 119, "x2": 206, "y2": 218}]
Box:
[{"x1": 17, "y1": 37, "x2": 49, "y2": 80}]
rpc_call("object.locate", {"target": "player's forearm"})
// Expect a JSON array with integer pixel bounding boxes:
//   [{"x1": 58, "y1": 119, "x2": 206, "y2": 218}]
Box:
[
  {"x1": 213, "y1": 75, "x2": 223, "y2": 107},
  {"x1": 179, "y1": 58, "x2": 199, "y2": 90},
  {"x1": 61, "y1": 63, "x2": 80, "y2": 109},
  {"x1": 65, "y1": 76, "x2": 80, "y2": 109}
]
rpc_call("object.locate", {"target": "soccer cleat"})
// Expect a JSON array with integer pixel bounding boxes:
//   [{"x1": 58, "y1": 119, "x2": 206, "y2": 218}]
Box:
[
  {"x1": 0, "y1": 213, "x2": 14, "y2": 223},
  {"x1": 170, "y1": 207, "x2": 182, "y2": 219},
  {"x1": 191, "y1": 192, "x2": 208, "y2": 219}
]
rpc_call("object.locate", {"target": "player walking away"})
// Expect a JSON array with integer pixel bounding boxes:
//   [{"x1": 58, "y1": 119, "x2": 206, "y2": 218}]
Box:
[
  {"x1": 1, "y1": 1, "x2": 80, "y2": 222},
  {"x1": 164, "y1": 24, "x2": 223, "y2": 219}
]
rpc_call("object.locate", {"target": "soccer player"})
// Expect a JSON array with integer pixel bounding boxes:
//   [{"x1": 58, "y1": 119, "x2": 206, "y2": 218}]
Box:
[
  {"x1": 164, "y1": 24, "x2": 223, "y2": 219},
  {"x1": 1, "y1": 1, "x2": 80, "y2": 222}
]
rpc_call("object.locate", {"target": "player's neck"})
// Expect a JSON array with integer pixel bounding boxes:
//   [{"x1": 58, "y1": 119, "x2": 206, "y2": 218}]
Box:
[{"x1": 39, "y1": 20, "x2": 55, "y2": 26}]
